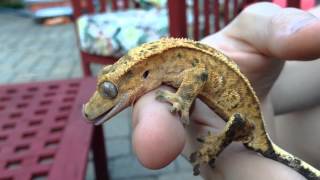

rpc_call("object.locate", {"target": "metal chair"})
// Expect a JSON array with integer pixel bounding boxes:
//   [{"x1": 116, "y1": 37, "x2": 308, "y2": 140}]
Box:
[
  {"x1": 70, "y1": 0, "x2": 254, "y2": 77},
  {"x1": 70, "y1": 0, "x2": 140, "y2": 76}
]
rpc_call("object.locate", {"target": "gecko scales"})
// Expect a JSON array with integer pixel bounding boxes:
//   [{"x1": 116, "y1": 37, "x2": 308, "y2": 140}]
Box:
[{"x1": 83, "y1": 38, "x2": 320, "y2": 179}]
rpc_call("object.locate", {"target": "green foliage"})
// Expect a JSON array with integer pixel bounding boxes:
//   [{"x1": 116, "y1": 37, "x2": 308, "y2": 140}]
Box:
[{"x1": 0, "y1": 0, "x2": 24, "y2": 9}]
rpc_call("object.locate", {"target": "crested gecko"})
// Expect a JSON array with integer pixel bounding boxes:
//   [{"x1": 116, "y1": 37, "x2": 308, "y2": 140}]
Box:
[{"x1": 82, "y1": 38, "x2": 320, "y2": 179}]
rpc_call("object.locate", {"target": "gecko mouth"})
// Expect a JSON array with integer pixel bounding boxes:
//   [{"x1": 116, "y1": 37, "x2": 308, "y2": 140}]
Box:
[
  {"x1": 91, "y1": 107, "x2": 114, "y2": 125},
  {"x1": 92, "y1": 94, "x2": 129, "y2": 125}
]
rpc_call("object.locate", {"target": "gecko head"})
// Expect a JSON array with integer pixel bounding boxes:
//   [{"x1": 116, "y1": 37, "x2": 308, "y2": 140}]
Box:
[
  {"x1": 82, "y1": 53, "x2": 161, "y2": 125},
  {"x1": 82, "y1": 79, "x2": 130, "y2": 125}
]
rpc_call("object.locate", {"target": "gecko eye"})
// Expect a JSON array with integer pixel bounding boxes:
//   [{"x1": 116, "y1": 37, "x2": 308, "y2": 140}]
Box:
[{"x1": 100, "y1": 81, "x2": 118, "y2": 99}]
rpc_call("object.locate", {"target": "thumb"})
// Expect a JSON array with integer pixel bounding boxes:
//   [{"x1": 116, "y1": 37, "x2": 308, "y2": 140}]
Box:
[{"x1": 226, "y1": 2, "x2": 320, "y2": 60}]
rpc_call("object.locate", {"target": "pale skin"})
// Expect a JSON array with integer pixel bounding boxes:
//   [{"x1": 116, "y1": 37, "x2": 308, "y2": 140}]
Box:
[{"x1": 131, "y1": 3, "x2": 320, "y2": 180}]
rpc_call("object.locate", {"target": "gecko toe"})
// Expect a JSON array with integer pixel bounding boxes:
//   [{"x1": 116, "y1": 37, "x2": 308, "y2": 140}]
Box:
[
  {"x1": 190, "y1": 152, "x2": 198, "y2": 163},
  {"x1": 170, "y1": 102, "x2": 181, "y2": 113},
  {"x1": 155, "y1": 90, "x2": 191, "y2": 126},
  {"x1": 209, "y1": 158, "x2": 216, "y2": 168},
  {"x1": 193, "y1": 164, "x2": 201, "y2": 176},
  {"x1": 155, "y1": 90, "x2": 166, "y2": 101},
  {"x1": 180, "y1": 110, "x2": 190, "y2": 126},
  {"x1": 196, "y1": 137, "x2": 205, "y2": 143}
]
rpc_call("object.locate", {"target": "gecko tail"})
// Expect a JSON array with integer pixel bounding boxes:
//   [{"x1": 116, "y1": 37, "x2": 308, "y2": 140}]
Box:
[{"x1": 262, "y1": 143, "x2": 320, "y2": 180}]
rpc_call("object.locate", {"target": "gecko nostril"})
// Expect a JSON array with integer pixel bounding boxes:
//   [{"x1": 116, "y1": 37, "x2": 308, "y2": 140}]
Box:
[
  {"x1": 82, "y1": 104, "x2": 89, "y2": 119},
  {"x1": 84, "y1": 112, "x2": 89, "y2": 118}
]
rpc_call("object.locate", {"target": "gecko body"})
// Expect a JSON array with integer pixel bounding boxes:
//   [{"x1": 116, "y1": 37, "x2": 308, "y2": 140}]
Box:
[{"x1": 83, "y1": 38, "x2": 320, "y2": 179}]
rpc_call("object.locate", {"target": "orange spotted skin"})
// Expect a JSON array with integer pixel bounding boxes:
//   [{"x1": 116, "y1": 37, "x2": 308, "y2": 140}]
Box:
[{"x1": 83, "y1": 38, "x2": 320, "y2": 179}]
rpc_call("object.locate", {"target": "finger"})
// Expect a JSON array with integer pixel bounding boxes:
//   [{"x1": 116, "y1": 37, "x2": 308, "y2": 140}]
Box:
[
  {"x1": 225, "y1": 2, "x2": 320, "y2": 60},
  {"x1": 132, "y1": 87, "x2": 185, "y2": 169},
  {"x1": 309, "y1": 6, "x2": 320, "y2": 17}
]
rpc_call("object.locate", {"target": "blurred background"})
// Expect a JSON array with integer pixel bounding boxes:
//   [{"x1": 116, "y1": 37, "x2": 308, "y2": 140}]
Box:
[{"x1": 0, "y1": 0, "x2": 319, "y2": 180}]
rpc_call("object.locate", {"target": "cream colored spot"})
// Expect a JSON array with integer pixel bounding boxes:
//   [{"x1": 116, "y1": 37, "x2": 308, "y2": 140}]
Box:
[
  {"x1": 217, "y1": 89, "x2": 241, "y2": 109},
  {"x1": 211, "y1": 72, "x2": 224, "y2": 93}
]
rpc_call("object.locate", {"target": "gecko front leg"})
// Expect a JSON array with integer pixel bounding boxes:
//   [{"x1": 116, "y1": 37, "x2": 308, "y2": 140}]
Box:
[{"x1": 156, "y1": 67, "x2": 208, "y2": 126}]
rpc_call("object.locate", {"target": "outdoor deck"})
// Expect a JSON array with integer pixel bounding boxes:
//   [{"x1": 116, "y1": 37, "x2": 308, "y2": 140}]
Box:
[{"x1": 0, "y1": 11, "x2": 200, "y2": 180}]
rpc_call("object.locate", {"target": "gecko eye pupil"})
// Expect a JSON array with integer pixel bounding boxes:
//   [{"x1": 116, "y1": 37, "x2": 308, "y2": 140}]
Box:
[
  {"x1": 143, "y1": 70, "x2": 149, "y2": 79},
  {"x1": 101, "y1": 81, "x2": 118, "y2": 99}
]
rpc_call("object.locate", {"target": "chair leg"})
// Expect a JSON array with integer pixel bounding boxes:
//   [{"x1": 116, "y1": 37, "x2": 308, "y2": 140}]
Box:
[
  {"x1": 80, "y1": 51, "x2": 92, "y2": 76},
  {"x1": 81, "y1": 59, "x2": 91, "y2": 76},
  {"x1": 92, "y1": 125, "x2": 109, "y2": 180}
]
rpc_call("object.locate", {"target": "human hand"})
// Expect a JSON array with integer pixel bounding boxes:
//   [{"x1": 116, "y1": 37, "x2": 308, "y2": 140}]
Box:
[{"x1": 131, "y1": 2, "x2": 320, "y2": 180}]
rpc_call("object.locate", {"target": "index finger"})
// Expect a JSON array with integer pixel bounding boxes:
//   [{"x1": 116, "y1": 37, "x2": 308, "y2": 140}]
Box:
[{"x1": 132, "y1": 86, "x2": 186, "y2": 169}]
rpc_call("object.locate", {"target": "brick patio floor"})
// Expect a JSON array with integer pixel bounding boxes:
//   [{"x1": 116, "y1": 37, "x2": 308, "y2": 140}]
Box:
[{"x1": 0, "y1": 12, "x2": 201, "y2": 180}]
